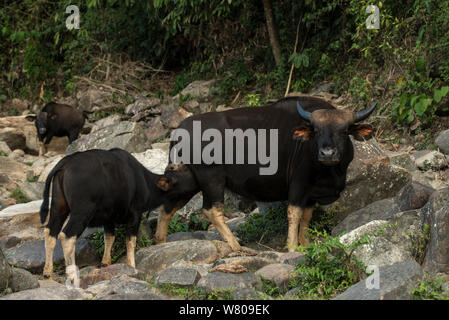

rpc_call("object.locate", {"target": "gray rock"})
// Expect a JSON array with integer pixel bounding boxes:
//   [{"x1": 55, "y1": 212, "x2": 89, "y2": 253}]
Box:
[
  {"x1": 90, "y1": 114, "x2": 122, "y2": 133},
  {"x1": 197, "y1": 272, "x2": 263, "y2": 293},
  {"x1": 67, "y1": 121, "x2": 152, "y2": 155},
  {"x1": 0, "y1": 236, "x2": 21, "y2": 250},
  {"x1": 213, "y1": 256, "x2": 277, "y2": 272},
  {"x1": 422, "y1": 188, "x2": 449, "y2": 272},
  {"x1": 233, "y1": 288, "x2": 265, "y2": 300},
  {"x1": 332, "y1": 198, "x2": 399, "y2": 236},
  {"x1": 155, "y1": 266, "x2": 201, "y2": 287},
  {"x1": 86, "y1": 275, "x2": 165, "y2": 300},
  {"x1": 160, "y1": 105, "x2": 192, "y2": 129},
  {"x1": 5, "y1": 238, "x2": 99, "y2": 273},
  {"x1": 143, "y1": 117, "x2": 168, "y2": 143},
  {"x1": 333, "y1": 181, "x2": 432, "y2": 236},
  {"x1": 131, "y1": 148, "x2": 169, "y2": 175},
  {"x1": 333, "y1": 261, "x2": 423, "y2": 300},
  {"x1": 255, "y1": 263, "x2": 295, "y2": 290},
  {"x1": 135, "y1": 240, "x2": 218, "y2": 276},
  {"x1": 331, "y1": 139, "x2": 411, "y2": 222},
  {"x1": 76, "y1": 88, "x2": 112, "y2": 111},
  {"x1": 10, "y1": 268, "x2": 39, "y2": 292},
  {"x1": 79, "y1": 263, "x2": 140, "y2": 289},
  {"x1": 412, "y1": 150, "x2": 447, "y2": 171},
  {"x1": 397, "y1": 181, "x2": 435, "y2": 211},
  {"x1": 99, "y1": 293, "x2": 164, "y2": 300},
  {"x1": 177, "y1": 80, "x2": 216, "y2": 100},
  {"x1": 339, "y1": 210, "x2": 422, "y2": 268},
  {"x1": 435, "y1": 129, "x2": 449, "y2": 154},
  {"x1": 125, "y1": 97, "x2": 161, "y2": 115},
  {"x1": 0, "y1": 248, "x2": 12, "y2": 291},
  {"x1": 20, "y1": 182, "x2": 45, "y2": 202},
  {"x1": 0, "y1": 285, "x2": 83, "y2": 300},
  {"x1": 278, "y1": 252, "x2": 306, "y2": 266},
  {"x1": 385, "y1": 151, "x2": 417, "y2": 172}
]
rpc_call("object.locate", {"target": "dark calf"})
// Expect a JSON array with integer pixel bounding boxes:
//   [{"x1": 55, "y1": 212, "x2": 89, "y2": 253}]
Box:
[
  {"x1": 26, "y1": 102, "x2": 91, "y2": 156},
  {"x1": 40, "y1": 148, "x2": 181, "y2": 281}
]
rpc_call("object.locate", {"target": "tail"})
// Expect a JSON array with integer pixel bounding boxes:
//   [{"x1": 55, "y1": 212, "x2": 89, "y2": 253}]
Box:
[
  {"x1": 40, "y1": 156, "x2": 71, "y2": 224},
  {"x1": 82, "y1": 110, "x2": 94, "y2": 119}
]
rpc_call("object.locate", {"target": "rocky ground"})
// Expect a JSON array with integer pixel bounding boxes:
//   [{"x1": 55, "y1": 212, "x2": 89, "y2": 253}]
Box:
[{"x1": 1, "y1": 80, "x2": 449, "y2": 300}]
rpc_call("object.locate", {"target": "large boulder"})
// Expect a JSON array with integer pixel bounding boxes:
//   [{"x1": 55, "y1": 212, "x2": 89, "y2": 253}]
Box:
[
  {"x1": 197, "y1": 272, "x2": 263, "y2": 293},
  {"x1": 333, "y1": 181, "x2": 434, "y2": 236},
  {"x1": 0, "y1": 284, "x2": 83, "y2": 300},
  {"x1": 155, "y1": 266, "x2": 201, "y2": 287},
  {"x1": 339, "y1": 208, "x2": 423, "y2": 268},
  {"x1": 135, "y1": 240, "x2": 218, "y2": 276},
  {"x1": 5, "y1": 238, "x2": 99, "y2": 273},
  {"x1": 79, "y1": 264, "x2": 139, "y2": 289},
  {"x1": 10, "y1": 268, "x2": 40, "y2": 292},
  {"x1": 67, "y1": 121, "x2": 152, "y2": 155},
  {"x1": 435, "y1": 129, "x2": 449, "y2": 154},
  {"x1": 0, "y1": 248, "x2": 12, "y2": 291},
  {"x1": 333, "y1": 260, "x2": 423, "y2": 300},
  {"x1": 131, "y1": 148, "x2": 169, "y2": 174},
  {"x1": 331, "y1": 138, "x2": 411, "y2": 222},
  {"x1": 0, "y1": 156, "x2": 30, "y2": 184},
  {"x1": 90, "y1": 114, "x2": 122, "y2": 133},
  {"x1": 0, "y1": 200, "x2": 44, "y2": 244},
  {"x1": 255, "y1": 263, "x2": 295, "y2": 290},
  {"x1": 422, "y1": 188, "x2": 449, "y2": 273},
  {"x1": 84, "y1": 275, "x2": 166, "y2": 300}
]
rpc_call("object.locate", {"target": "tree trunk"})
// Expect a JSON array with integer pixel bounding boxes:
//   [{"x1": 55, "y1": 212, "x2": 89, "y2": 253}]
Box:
[{"x1": 263, "y1": 0, "x2": 282, "y2": 66}]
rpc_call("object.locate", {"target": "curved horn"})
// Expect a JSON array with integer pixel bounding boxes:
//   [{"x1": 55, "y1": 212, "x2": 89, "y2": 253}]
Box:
[
  {"x1": 354, "y1": 101, "x2": 377, "y2": 123},
  {"x1": 296, "y1": 101, "x2": 311, "y2": 121}
]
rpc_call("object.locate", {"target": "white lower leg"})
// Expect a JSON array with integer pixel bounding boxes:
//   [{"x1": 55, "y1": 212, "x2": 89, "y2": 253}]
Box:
[
  {"x1": 126, "y1": 236, "x2": 137, "y2": 268},
  {"x1": 60, "y1": 232, "x2": 78, "y2": 285},
  {"x1": 101, "y1": 233, "x2": 115, "y2": 266}
]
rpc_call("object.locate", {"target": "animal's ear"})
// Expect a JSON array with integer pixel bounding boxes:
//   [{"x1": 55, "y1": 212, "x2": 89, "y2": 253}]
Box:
[
  {"x1": 349, "y1": 124, "x2": 375, "y2": 141},
  {"x1": 156, "y1": 176, "x2": 177, "y2": 191},
  {"x1": 49, "y1": 114, "x2": 57, "y2": 120},
  {"x1": 292, "y1": 125, "x2": 313, "y2": 141},
  {"x1": 25, "y1": 115, "x2": 36, "y2": 122}
]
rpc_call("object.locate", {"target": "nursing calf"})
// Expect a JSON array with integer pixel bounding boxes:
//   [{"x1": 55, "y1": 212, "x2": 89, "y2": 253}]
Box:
[{"x1": 40, "y1": 148, "x2": 182, "y2": 280}]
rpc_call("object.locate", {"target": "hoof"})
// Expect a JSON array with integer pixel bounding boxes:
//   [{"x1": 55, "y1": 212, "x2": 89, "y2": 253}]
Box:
[{"x1": 100, "y1": 263, "x2": 110, "y2": 268}]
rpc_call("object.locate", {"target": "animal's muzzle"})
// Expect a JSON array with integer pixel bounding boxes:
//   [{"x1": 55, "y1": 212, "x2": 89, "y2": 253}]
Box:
[
  {"x1": 318, "y1": 147, "x2": 339, "y2": 165},
  {"x1": 39, "y1": 128, "x2": 47, "y2": 135}
]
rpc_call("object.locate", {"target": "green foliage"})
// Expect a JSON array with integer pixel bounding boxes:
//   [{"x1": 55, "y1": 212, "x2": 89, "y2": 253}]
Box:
[
  {"x1": 9, "y1": 188, "x2": 30, "y2": 204},
  {"x1": 26, "y1": 175, "x2": 40, "y2": 183},
  {"x1": 7, "y1": 108, "x2": 21, "y2": 116},
  {"x1": 260, "y1": 277, "x2": 282, "y2": 298},
  {"x1": 90, "y1": 225, "x2": 152, "y2": 263},
  {"x1": 0, "y1": 152, "x2": 7, "y2": 157},
  {"x1": 167, "y1": 213, "x2": 210, "y2": 235},
  {"x1": 408, "y1": 223, "x2": 430, "y2": 264},
  {"x1": 288, "y1": 226, "x2": 386, "y2": 299},
  {"x1": 155, "y1": 282, "x2": 234, "y2": 300},
  {"x1": 235, "y1": 206, "x2": 288, "y2": 244},
  {"x1": 412, "y1": 276, "x2": 449, "y2": 300},
  {"x1": 246, "y1": 94, "x2": 262, "y2": 107},
  {"x1": 393, "y1": 85, "x2": 449, "y2": 125}
]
